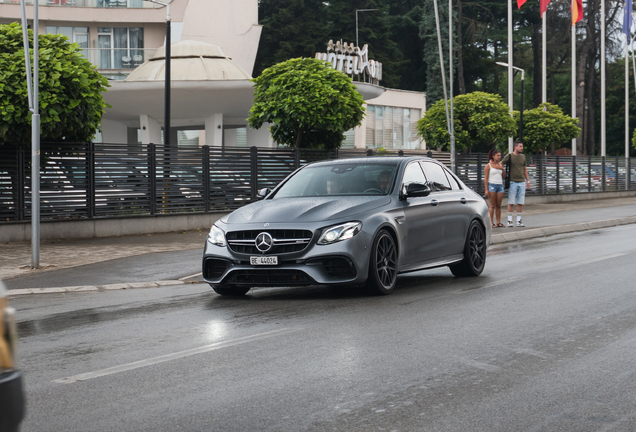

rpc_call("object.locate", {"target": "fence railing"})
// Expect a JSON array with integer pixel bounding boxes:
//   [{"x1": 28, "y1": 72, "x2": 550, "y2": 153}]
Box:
[
  {"x1": 2, "y1": 144, "x2": 635, "y2": 224},
  {"x1": 81, "y1": 48, "x2": 157, "y2": 71},
  {"x1": 456, "y1": 153, "x2": 636, "y2": 196},
  {"x1": 0, "y1": 143, "x2": 338, "y2": 223}
]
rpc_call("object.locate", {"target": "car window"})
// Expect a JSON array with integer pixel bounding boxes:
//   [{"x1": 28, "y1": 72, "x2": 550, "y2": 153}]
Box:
[
  {"x1": 402, "y1": 162, "x2": 427, "y2": 185},
  {"x1": 273, "y1": 164, "x2": 398, "y2": 198},
  {"x1": 421, "y1": 162, "x2": 452, "y2": 191},
  {"x1": 444, "y1": 168, "x2": 463, "y2": 190}
]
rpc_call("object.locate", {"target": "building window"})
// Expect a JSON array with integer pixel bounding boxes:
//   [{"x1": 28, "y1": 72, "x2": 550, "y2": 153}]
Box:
[
  {"x1": 97, "y1": 27, "x2": 144, "y2": 69},
  {"x1": 364, "y1": 104, "x2": 421, "y2": 150}
]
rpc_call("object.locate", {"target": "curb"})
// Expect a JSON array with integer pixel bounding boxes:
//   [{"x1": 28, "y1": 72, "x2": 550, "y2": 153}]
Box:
[
  {"x1": 7, "y1": 279, "x2": 186, "y2": 297},
  {"x1": 490, "y1": 216, "x2": 636, "y2": 245},
  {"x1": 8, "y1": 217, "x2": 636, "y2": 297}
]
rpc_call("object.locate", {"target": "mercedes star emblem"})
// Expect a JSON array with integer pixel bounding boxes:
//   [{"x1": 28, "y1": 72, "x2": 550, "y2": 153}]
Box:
[{"x1": 255, "y1": 232, "x2": 273, "y2": 253}]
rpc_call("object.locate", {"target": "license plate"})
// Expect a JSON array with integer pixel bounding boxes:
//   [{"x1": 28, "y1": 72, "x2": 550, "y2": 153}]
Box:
[{"x1": 250, "y1": 256, "x2": 278, "y2": 265}]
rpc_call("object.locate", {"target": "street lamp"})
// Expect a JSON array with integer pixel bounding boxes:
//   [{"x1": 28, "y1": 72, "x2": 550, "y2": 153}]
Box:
[
  {"x1": 356, "y1": 9, "x2": 377, "y2": 48},
  {"x1": 20, "y1": 0, "x2": 40, "y2": 268},
  {"x1": 496, "y1": 62, "x2": 525, "y2": 141},
  {"x1": 143, "y1": 0, "x2": 172, "y2": 146}
]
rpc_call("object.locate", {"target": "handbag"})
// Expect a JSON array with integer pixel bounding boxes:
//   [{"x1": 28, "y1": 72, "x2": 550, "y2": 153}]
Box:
[{"x1": 504, "y1": 155, "x2": 511, "y2": 190}]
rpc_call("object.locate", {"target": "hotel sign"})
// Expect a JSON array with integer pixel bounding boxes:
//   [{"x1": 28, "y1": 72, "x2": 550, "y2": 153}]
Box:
[{"x1": 315, "y1": 40, "x2": 382, "y2": 82}]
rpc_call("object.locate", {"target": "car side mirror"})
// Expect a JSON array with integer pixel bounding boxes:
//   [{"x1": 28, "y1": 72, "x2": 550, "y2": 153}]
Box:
[
  {"x1": 257, "y1": 187, "x2": 272, "y2": 200},
  {"x1": 400, "y1": 182, "x2": 430, "y2": 200}
]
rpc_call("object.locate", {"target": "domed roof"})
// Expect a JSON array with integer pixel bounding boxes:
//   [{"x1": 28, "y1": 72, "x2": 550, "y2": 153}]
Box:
[{"x1": 125, "y1": 40, "x2": 252, "y2": 82}]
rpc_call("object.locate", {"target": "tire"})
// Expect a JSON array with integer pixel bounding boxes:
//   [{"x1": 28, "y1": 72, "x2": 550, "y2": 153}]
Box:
[
  {"x1": 210, "y1": 284, "x2": 251, "y2": 296},
  {"x1": 449, "y1": 220, "x2": 487, "y2": 277},
  {"x1": 365, "y1": 230, "x2": 398, "y2": 295}
]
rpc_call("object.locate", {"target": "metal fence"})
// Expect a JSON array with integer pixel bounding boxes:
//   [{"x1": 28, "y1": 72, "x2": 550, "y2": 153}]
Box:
[
  {"x1": 2, "y1": 144, "x2": 634, "y2": 224},
  {"x1": 456, "y1": 153, "x2": 636, "y2": 196}
]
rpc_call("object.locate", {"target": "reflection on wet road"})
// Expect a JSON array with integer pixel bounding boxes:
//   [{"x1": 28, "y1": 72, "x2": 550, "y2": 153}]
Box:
[{"x1": 13, "y1": 225, "x2": 636, "y2": 432}]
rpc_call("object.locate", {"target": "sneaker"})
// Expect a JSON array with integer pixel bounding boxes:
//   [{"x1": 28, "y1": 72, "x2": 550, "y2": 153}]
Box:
[
  {"x1": 507, "y1": 220, "x2": 514, "y2": 228},
  {"x1": 516, "y1": 220, "x2": 525, "y2": 227}
]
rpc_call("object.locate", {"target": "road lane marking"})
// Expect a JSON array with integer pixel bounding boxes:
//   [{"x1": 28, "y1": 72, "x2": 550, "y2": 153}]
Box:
[
  {"x1": 563, "y1": 253, "x2": 627, "y2": 269},
  {"x1": 53, "y1": 327, "x2": 301, "y2": 385},
  {"x1": 458, "y1": 276, "x2": 527, "y2": 292}
]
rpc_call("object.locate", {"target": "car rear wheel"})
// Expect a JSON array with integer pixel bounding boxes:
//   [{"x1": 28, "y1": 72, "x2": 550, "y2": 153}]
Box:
[
  {"x1": 210, "y1": 284, "x2": 251, "y2": 296},
  {"x1": 449, "y1": 220, "x2": 486, "y2": 277},
  {"x1": 365, "y1": 230, "x2": 398, "y2": 295}
]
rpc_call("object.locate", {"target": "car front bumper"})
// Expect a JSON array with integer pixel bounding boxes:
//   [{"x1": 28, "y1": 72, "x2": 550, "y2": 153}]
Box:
[{"x1": 202, "y1": 226, "x2": 373, "y2": 287}]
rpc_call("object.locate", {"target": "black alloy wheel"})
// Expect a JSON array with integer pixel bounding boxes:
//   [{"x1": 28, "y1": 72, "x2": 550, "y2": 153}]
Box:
[
  {"x1": 449, "y1": 220, "x2": 486, "y2": 277},
  {"x1": 366, "y1": 230, "x2": 398, "y2": 295},
  {"x1": 210, "y1": 284, "x2": 251, "y2": 296}
]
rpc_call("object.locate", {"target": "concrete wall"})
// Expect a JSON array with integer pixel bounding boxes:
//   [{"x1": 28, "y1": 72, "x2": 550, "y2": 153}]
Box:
[
  {"x1": 1, "y1": 212, "x2": 228, "y2": 243},
  {"x1": 101, "y1": 119, "x2": 128, "y2": 144}
]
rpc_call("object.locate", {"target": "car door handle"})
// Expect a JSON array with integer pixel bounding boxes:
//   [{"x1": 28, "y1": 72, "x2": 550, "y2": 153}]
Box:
[
  {"x1": 430, "y1": 199, "x2": 439, "y2": 206},
  {"x1": 460, "y1": 197, "x2": 467, "y2": 204}
]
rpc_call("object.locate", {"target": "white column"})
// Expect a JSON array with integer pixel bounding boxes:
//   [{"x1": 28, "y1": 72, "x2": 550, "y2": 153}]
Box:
[
  {"x1": 508, "y1": 0, "x2": 513, "y2": 153},
  {"x1": 139, "y1": 115, "x2": 162, "y2": 144},
  {"x1": 247, "y1": 123, "x2": 276, "y2": 148},
  {"x1": 205, "y1": 113, "x2": 224, "y2": 147}
]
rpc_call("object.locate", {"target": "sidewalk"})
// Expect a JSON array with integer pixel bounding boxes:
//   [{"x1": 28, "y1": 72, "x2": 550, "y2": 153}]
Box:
[{"x1": 3, "y1": 196, "x2": 636, "y2": 294}]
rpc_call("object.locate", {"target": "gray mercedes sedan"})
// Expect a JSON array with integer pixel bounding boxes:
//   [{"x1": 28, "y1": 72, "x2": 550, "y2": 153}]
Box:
[{"x1": 203, "y1": 157, "x2": 491, "y2": 296}]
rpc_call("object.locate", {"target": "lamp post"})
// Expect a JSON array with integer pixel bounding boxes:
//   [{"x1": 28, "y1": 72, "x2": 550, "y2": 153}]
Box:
[
  {"x1": 497, "y1": 62, "x2": 525, "y2": 141},
  {"x1": 356, "y1": 9, "x2": 377, "y2": 48},
  {"x1": 20, "y1": 0, "x2": 40, "y2": 268},
  {"x1": 143, "y1": 0, "x2": 172, "y2": 146}
]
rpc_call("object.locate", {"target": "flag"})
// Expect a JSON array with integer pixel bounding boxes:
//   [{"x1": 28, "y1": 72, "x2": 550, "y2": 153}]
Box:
[
  {"x1": 624, "y1": 0, "x2": 633, "y2": 42},
  {"x1": 540, "y1": 0, "x2": 551, "y2": 17},
  {"x1": 517, "y1": 0, "x2": 527, "y2": 9},
  {"x1": 572, "y1": 0, "x2": 583, "y2": 25}
]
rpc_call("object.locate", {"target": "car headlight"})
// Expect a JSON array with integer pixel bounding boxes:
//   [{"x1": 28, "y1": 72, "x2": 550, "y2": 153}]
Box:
[
  {"x1": 207, "y1": 225, "x2": 227, "y2": 247},
  {"x1": 317, "y1": 222, "x2": 362, "y2": 245}
]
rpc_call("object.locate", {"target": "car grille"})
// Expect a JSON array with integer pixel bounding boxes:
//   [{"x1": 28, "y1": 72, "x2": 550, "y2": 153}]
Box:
[
  {"x1": 203, "y1": 258, "x2": 230, "y2": 279},
  {"x1": 226, "y1": 269, "x2": 313, "y2": 286},
  {"x1": 226, "y1": 230, "x2": 313, "y2": 254}
]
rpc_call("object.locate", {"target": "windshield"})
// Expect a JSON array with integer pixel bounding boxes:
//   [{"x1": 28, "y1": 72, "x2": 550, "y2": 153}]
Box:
[{"x1": 273, "y1": 163, "x2": 398, "y2": 198}]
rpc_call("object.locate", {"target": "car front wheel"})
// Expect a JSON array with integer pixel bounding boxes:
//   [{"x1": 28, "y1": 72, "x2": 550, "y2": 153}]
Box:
[
  {"x1": 365, "y1": 230, "x2": 398, "y2": 295},
  {"x1": 449, "y1": 220, "x2": 486, "y2": 277}
]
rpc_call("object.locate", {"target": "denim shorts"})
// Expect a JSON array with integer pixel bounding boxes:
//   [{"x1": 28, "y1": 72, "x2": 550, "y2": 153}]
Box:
[
  {"x1": 508, "y1": 181, "x2": 526, "y2": 205},
  {"x1": 488, "y1": 183, "x2": 504, "y2": 193}
]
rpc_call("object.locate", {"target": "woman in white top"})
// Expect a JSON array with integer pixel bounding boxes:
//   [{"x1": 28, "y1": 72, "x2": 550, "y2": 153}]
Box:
[{"x1": 484, "y1": 149, "x2": 506, "y2": 227}]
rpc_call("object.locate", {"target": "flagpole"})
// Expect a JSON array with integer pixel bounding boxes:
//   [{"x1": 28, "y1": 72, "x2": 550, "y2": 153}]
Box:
[
  {"x1": 508, "y1": 0, "x2": 513, "y2": 153},
  {"x1": 433, "y1": 0, "x2": 451, "y2": 138},
  {"x1": 625, "y1": 4, "x2": 633, "y2": 172},
  {"x1": 601, "y1": 0, "x2": 606, "y2": 157},
  {"x1": 572, "y1": 22, "x2": 577, "y2": 156},
  {"x1": 543, "y1": 12, "x2": 547, "y2": 104}
]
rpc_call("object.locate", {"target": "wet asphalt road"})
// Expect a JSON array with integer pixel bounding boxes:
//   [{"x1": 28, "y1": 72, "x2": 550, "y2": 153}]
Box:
[{"x1": 12, "y1": 225, "x2": 636, "y2": 432}]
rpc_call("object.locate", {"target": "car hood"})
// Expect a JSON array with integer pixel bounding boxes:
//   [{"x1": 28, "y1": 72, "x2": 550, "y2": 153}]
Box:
[{"x1": 225, "y1": 196, "x2": 392, "y2": 224}]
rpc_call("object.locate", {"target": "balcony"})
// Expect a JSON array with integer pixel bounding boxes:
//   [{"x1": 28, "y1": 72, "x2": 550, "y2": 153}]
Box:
[
  {"x1": 0, "y1": 0, "x2": 160, "y2": 8},
  {"x1": 81, "y1": 48, "x2": 158, "y2": 76}
]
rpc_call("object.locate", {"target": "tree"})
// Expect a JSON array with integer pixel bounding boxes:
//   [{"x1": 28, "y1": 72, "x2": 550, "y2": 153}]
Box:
[
  {"x1": 253, "y1": 0, "x2": 329, "y2": 77},
  {"x1": 0, "y1": 23, "x2": 110, "y2": 147},
  {"x1": 419, "y1": 0, "x2": 456, "y2": 107},
  {"x1": 248, "y1": 57, "x2": 365, "y2": 149},
  {"x1": 513, "y1": 103, "x2": 580, "y2": 154},
  {"x1": 417, "y1": 91, "x2": 516, "y2": 152},
  {"x1": 326, "y1": 0, "x2": 406, "y2": 89}
]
